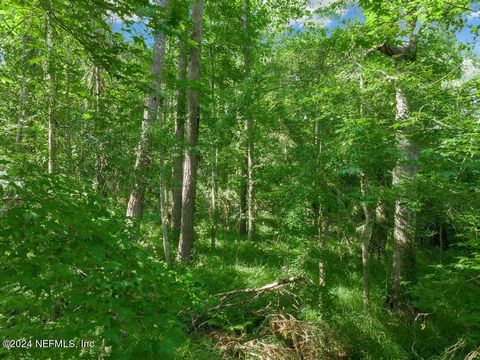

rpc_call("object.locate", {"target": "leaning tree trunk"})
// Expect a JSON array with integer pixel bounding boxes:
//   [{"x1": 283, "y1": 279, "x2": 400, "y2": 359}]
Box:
[
  {"x1": 391, "y1": 87, "x2": 418, "y2": 309},
  {"x1": 126, "y1": 0, "x2": 168, "y2": 221},
  {"x1": 171, "y1": 39, "x2": 188, "y2": 241},
  {"x1": 177, "y1": 0, "x2": 204, "y2": 262}
]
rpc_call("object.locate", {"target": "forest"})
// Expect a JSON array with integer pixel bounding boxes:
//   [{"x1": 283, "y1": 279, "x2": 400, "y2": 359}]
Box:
[{"x1": 0, "y1": 0, "x2": 479, "y2": 359}]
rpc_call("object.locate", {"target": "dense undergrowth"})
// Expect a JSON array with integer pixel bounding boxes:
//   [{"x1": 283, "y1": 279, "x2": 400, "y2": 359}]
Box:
[
  {"x1": 0, "y1": 161, "x2": 191, "y2": 359},
  {"x1": 145, "y1": 216, "x2": 480, "y2": 359},
  {"x1": 1, "y1": 163, "x2": 479, "y2": 359},
  {"x1": 177, "y1": 235, "x2": 480, "y2": 360}
]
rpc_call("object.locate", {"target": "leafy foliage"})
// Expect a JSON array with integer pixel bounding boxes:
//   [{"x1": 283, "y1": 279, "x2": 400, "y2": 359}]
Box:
[{"x1": 0, "y1": 158, "x2": 189, "y2": 359}]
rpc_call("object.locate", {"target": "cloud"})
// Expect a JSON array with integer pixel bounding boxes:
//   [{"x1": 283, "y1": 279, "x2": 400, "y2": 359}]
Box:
[
  {"x1": 289, "y1": 15, "x2": 333, "y2": 29},
  {"x1": 466, "y1": 9, "x2": 480, "y2": 20},
  {"x1": 308, "y1": 0, "x2": 337, "y2": 11},
  {"x1": 446, "y1": 59, "x2": 480, "y2": 88},
  {"x1": 312, "y1": 16, "x2": 333, "y2": 27}
]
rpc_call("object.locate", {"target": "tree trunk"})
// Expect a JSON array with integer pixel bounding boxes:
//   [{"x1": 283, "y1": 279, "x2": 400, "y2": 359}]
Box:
[
  {"x1": 210, "y1": 146, "x2": 218, "y2": 248},
  {"x1": 177, "y1": 0, "x2": 204, "y2": 262},
  {"x1": 15, "y1": 77, "x2": 28, "y2": 152},
  {"x1": 390, "y1": 87, "x2": 419, "y2": 309},
  {"x1": 313, "y1": 119, "x2": 327, "y2": 287},
  {"x1": 126, "y1": 0, "x2": 168, "y2": 221},
  {"x1": 372, "y1": 200, "x2": 388, "y2": 260},
  {"x1": 45, "y1": 12, "x2": 57, "y2": 174},
  {"x1": 360, "y1": 174, "x2": 374, "y2": 310},
  {"x1": 242, "y1": 0, "x2": 255, "y2": 241},
  {"x1": 64, "y1": 47, "x2": 74, "y2": 175},
  {"x1": 247, "y1": 118, "x2": 255, "y2": 242},
  {"x1": 209, "y1": 44, "x2": 218, "y2": 249},
  {"x1": 159, "y1": 108, "x2": 172, "y2": 266},
  {"x1": 239, "y1": 162, "x2": 247, "y2": 237},
  {"x1": 93, "y1": 66, "x2": 107, "y2": 196},
  {"x1": 172, "y1": 39, "x2": 188, "y2": 240}
]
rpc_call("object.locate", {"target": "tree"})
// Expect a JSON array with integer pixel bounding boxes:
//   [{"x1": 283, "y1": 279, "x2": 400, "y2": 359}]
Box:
[
  {"x1": 360, "y1": 0, "x2": 476, "y2": 310},
  {"x1": 242, "y1": 0, "x2": 255, "y2": 242},
  {"x1": 171, "y1": 39, "x2": 188, "y2": 242},
  {"x1": 177, "y1": 0, "x2": 204, "y2": 262},
  {"x1": 126, "y1": 0, "x2": 169, "y2": 221},
  {"x1": 45, "y1": 6, "x2": 57, "y2": 174}
]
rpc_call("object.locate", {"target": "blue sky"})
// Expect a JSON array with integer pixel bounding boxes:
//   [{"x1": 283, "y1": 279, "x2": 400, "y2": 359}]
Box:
[
  {"x1": 291, "y1": 2, "x2": 480, "y2": 54},
  {"x1": 113, "y1": 2, "x2": 479, "y2": 54}
]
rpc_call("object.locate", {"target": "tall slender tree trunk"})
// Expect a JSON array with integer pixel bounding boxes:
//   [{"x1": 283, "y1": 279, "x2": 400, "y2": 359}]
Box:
[
  {"x1": 15, "y1": 36, "x2": 33, "y2": 151},
  {"x1": 376, "y1": 19, "x2": 419, "y2": 311},
  {"x1": 93, "y1": 66, "x2": 107, "y2": 196},
  {"x1": 64, "y1": 48, "x2": 74, "y2": 174},
  {"x1": 209, "y1": 44, "x2": 218, "y2": 249},
  {"x1": 177, "y1": 0, "x2": 204, "y2": 262},
  {"x1": 239, "y1": 162, "x2": 247, "y2": 237},
  {"x1": 314, "y1": 119, "x2": 326, "y2": 287},
  {"x1": 15, "y1": 78, "x2": 28, "y2": 151},
  {"x1": 45, "y1": 12, "x2": 57, "y2": 174},
  {"x1": 391, "y1": 86, "x2": 418, "y2": 309},
  {"x1": 360, "y1": 174, "x2": 374, "y2": 310},
  {"x1": 172, "y1": 39, "x2": 188, "y2": 240},
  {"x1": 210, "y1": 146, "x2": 218, "y2": 248},
  {"x1": 159, "y1": 106, "x2": 172, "y2": 266},
  {"x1": 247, "y1": 119, "x2": 254, "y2": 241},
  {"x1": 126, "y1": 0, "x2": 168, "y2": 221},
  {"x1": 160, "y1": 173, "x2": 171, "y2": 265},
  {"x1": 358, "y1": 74, "x2": 374, "y2": 309},
  {"x1": 242, "y1": 0, "x2": 255, "y2": 241}
]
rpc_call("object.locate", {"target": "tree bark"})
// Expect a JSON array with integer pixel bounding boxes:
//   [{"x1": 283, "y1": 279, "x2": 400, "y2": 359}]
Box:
[
  {"x1": 360, "y1": 174, "x2": 374, "y2": 310},
  {"x1": 247, "y1": 118, "x2": 255, "y2": 242},
  {"x1": 93, "y1": 66, "x2": 107, "y2": 196},
  {"x1": 45, "y1": 12, "x2": 57, "y2": 174},
  {"x1": 159, "y1": 108, "x2": 172, "y2": 266},
  {"x1": 313, "y1": 119, "x2": 326, "y2": 287},
  {"x1": 209, "y1": 44, "x2": 218, "y2": 249},
  {"x1": 239, "y1": 161, "x2": 248, "y2": 237},
  {"x1": 377, "y1": 18, "x2": 419, "y2": 311},
  {"x1": 177, "y1": 0, "x2": 204, "y2": 262},
  {"x1": 242, "y1": 0, "x2": 255, "y2": 242},
  {"x1": 172, "y1": 39, "x2": 188, "y2": 240},
  {"x1": 126, "y1": 0, "x2": 168, "y2": 221},
  {"x1": 15, "y1": 77, "x2": 28, "y2": 152},
  {"x1": 372, "y1": 200, "x2": 388, "y2": 260},
  {"x1": 391, "y1": 87, "x2": 418, "y2": 309},
  {"x1": 210, "y1": 146, "x2": 218, "y2": 248}
]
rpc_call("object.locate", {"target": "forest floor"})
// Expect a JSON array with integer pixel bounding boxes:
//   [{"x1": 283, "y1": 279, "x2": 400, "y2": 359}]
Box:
[{"x1": 141, "y1": 217, "x2": 433, "y2": 359}]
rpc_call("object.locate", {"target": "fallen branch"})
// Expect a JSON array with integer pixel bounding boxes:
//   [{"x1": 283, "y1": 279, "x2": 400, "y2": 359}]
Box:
[
  {"x1": 214, "y1": 276, "x2": 305, "y2": 303},
  {"x1": 191, "y1": 276, "x2": 305, "y2": 329}
]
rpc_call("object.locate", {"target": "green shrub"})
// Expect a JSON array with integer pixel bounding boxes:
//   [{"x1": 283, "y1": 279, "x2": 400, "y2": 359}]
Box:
[{"x1": 0, "y1": 159, "x2": 188, "y2": 359}]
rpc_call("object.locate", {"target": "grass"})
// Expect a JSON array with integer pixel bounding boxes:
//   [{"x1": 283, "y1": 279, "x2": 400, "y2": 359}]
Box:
[{"x1": 141, "y1": 216, "x2": 475, "y2": 359}]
